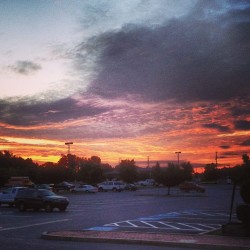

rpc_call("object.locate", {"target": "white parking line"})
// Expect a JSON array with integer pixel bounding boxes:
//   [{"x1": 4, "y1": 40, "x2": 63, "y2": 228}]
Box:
[
  {"x1": 182, "y1": 212, "x2": 199, "y2": 215},
  {"x1": 126, "y1": 221, "x2": 139, "y2": 227},
  {"x1": 97, "y1": 210, "x2": 228, "y2": 234},
  {"x1": 0, "y1": 219, "x2": 70, "y2": 231},
  {"x1": 177, "y1": 223, "x2": 204, "y2": 231},
  {"x1": 199, "y1": 212, "x2": 217, "y2": 216},
  {"x1": 158, "y1": 221, "x2": 180, "y2": 229},
  {"x1": 141, "y1": 221, "x2": 158, "y2": 228},
  {"x1": 197, "y1": 223, "x2": 219, "y2": 229}
]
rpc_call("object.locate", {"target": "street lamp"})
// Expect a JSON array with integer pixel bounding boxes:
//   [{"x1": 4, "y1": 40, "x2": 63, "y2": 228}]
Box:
[
  {"x1": 175, "y1": 151, "x2": 181, "y2": 167},
  {"x1": 65, "y1": 142, "x2": 73, "y2": 154}
]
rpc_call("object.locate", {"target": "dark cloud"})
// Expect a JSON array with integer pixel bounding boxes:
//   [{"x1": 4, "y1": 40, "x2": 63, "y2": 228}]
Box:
[
  {"x1": 239, "y1": 139, "x2": 250, "y2": 146},
  {"x1": 219, "y1": 145, "x2": 231, "y2": 149},
  {"x1": 0, "y1": 97, "x2": 108, "y2": 126},
  {"x1": 230, "y1": 105, "x2": 250, "y2": 117},
  {"x1": 202, "y1": 123, "x2": 231, "y2": 132},
  {"x1": 9, "y1": 60, "x2": 41, "y2": 75},
  {"x1": 234, "y1": 120, "x2": 250, "y2": 130},
  {"x1": 220, "y1": 151, "x2": 242, "y2": 158},
  {"x1": 78, "y1": 1, "x2": 250, "y2": 103}
]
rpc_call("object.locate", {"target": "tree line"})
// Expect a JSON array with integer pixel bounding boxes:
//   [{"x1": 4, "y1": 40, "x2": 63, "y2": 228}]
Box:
[{"x1": 0, "y1": 150, "x2": 249, "y2": 192}]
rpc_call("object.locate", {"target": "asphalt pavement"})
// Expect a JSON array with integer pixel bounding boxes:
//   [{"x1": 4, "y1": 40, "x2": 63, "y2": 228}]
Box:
[{"x1": 41, "y1": 185, "x2": 250, "y2": 249}]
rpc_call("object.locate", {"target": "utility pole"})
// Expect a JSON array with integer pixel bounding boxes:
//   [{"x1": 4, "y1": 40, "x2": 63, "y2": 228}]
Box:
[
  {"x1": 175, "y1": 151, "x2": 181, "y2": 167},
  {"x1": 215, "y1": 151, "x2": 218, "y2": 168},
  {"x1": 65, "y1": 142, "x2": 73, "y2": 154}
]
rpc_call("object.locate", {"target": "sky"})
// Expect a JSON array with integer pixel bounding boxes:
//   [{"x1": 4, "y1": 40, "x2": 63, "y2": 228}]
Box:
[{"x1": 0, "y1": 0, "x2": 249, "y2": 168}]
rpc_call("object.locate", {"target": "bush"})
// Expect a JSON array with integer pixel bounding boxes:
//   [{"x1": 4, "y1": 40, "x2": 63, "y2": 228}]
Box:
[
  {"x1": 240, "y1": 181, "x2": 250, "y2": 205},
  {"x1": 236, "y1": 204, "x2": 250, "y2": 226}
]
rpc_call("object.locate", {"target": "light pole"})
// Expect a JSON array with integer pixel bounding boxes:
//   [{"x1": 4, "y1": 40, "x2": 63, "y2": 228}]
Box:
[
  {"x1": 215, "y1": 151, "x2": 218, "y2": 168},
  {"x1": 65, "y1": 142, "x2": 73, "y2": 154},
  {"x1": 175, "y1": 151, "x2": 181, "y2": 167}
]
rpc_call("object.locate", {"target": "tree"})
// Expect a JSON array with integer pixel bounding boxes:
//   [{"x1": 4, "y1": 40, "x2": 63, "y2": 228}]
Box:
[
  {"x1": 161, "y1": 163, "x2": 183, "y2": 195},
  {"x1": 180, "y1": 162, "x2": 194, "y2": 181},
  {"x1": 78, "y1": 157, "x2": 104, "y2": 185},
  {"x1": 203, "y1": 163, "x2": 218, "y2": 182},
  {"x1": 151, "y1": 162, "x2": 162, "y2": 184},
  {"x1": 90, "y1": 156, "x2": 101, "y2": 165},
  {"x1": 116, "y1": 159, "x2": 138, "y2": 183},
  {"x1": 242, "y1": 154, "x2": 250, "y2": 181},
  {"x1": 240, "y1": 154, "x2": 250, "y2": 205},
  {"x1": 0, "y1": 150, "x2": 38, "y2": 186},
  {"x1": 236, "y1": 154, "x2": 250, "y2": 225}
]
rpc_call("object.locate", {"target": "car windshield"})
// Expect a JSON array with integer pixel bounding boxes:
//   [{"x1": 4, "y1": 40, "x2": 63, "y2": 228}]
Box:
[{"x1": 38, "y1": 190, "x2": 56, "y2": 196}]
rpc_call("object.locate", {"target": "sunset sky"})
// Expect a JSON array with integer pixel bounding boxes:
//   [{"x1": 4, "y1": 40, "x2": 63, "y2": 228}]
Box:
[{"x1": 0, "y1": 0, "x2": 249, "y2": 168}]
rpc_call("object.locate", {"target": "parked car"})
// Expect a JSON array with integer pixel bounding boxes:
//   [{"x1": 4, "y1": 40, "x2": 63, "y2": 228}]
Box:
[
  {"x1": 179, "y1": 181, "x2": 205, "y2": 193},
  {"x1": 53, "y1": 181, "x2": 74, "y2": 192},
  {"x1": 124, "y1": 183, "x2": 138, "y2": 191},
  {"x1": 137, "y1": 179, "x2": 155, "y2": 186},
  {"x1": 0, "y1": 187, "x2": 26, "y2": 207},
  {"x1": 15, "y1": 188, "x2": 69, "y2": 212},
  {"x1": 71, "y1": 184, "x2": 98, "y2": 193},
  {"x1": 97, "y1": 181, "x2": 126, "y2": 192},
  {"x1": 34, "y1": 184, "x2": 52, "y2": 190}
]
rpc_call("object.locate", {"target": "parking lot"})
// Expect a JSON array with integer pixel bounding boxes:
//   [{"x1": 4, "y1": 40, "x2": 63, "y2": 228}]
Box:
[{"x1": 0, "y1": 184, "x2": 243, "y2": 249}]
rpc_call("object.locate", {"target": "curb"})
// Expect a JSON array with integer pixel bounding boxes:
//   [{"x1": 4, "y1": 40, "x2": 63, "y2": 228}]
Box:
[{"x1": 41, "y1": 230, "x2": 250, "y2": 249}]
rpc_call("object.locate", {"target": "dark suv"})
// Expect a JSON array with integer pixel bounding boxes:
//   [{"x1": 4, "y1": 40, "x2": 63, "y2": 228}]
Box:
[
  {"x1": 53, "y1": 181, "x2": 74, "y2": 192},
  {"x1": 179, "y1": 182, "x2": 205, "y2": 193},
  {"x1": 15, "y1": 188, "x2": 69, "y2": 212}
]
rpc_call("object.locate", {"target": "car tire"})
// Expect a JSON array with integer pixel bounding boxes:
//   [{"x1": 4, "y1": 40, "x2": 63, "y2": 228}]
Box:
[
  {"x1": 59, "y1": 206, "x2": 67, "y2": 212},
  {"x1": 19, "y1": 202, "x2": 26, "y2": 212},
  {"x1": 45, "y1": 203, "x2": 53, "y2": 212},
  {"x1": 112, "y1": 188, "x2": 117, "y2": 192},
  {"x1": 98, "y1": 187, "x2": 104, "y2": 192}
]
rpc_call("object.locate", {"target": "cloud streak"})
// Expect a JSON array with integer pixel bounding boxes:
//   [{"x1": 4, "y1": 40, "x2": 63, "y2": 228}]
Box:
[
  {"x1": 9, "y1": 60, "x2": 41, "y2": 75},
  {"x1": 0, "y1": 97, "x2": 108, "y2": 126}
]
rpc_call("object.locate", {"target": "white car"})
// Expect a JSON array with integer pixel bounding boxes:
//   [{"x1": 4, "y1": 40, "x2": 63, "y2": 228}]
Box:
[
  {"x1": 71, "y1": 184, "x2": 98, "y2": 193},
  {"x1": 98, "y1": 181, "x2": 126, "y2": 192},
  {"x1": 0, "y1": 187, "x2": 26, "y2": 207}
]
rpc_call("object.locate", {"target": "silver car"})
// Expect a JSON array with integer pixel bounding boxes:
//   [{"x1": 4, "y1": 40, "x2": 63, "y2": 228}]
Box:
[{"x1": 0, "y1": 187, "x2": 26, "y2": 207}]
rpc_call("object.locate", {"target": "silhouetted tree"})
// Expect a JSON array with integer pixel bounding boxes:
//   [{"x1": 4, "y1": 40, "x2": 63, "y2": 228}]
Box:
[
  {"x1": 180, "y1": 162, "x2": 194, "y2": 181},
  {"x1": 203, "y1": 163, "x2": 218, "y2": 182},
  {"x1": 240, "y1": 154, "x2": 250, "y2": 205},
  {"x1": 78, "y1": 158, "x2": 104, "y2": 185},
  {"x1": 90, "y1": 156, "x2": 101, "y2": 165},
  {"x1": 116, "y1": 159, "x2": 138, "y2": 183},
  {"x1": 161, "y1": 163, "x2": 183, "y2": 195},
  {"x1": 151, "y1": 162, "x2": 162, "y2": 184}
]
